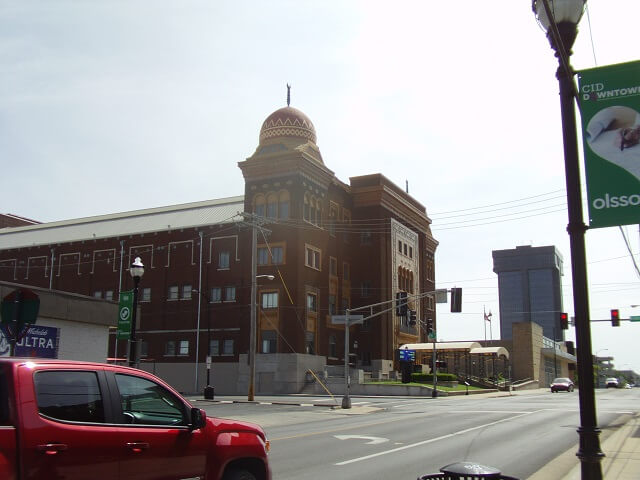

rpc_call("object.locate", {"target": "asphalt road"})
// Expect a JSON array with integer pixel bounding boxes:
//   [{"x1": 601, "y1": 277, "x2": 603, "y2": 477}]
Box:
[{"x1": 194, "y1": 388, "x2": 640, "y2": 480}]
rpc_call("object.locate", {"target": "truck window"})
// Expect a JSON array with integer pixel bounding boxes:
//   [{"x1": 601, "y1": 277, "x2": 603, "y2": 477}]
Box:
[
  {"x1": 115, "y1": 373, "x2": 186, "y2": 426},
  {"x1": 34, "y1": 371, "x2": 105, "y2": 423}
]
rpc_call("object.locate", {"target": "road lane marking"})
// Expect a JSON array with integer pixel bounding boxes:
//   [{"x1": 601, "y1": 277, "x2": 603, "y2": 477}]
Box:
[
  {"x1": 334, "y1": 411, "x2": 536, "y2": 466},
  {"x1": 335, "y1": 435, "x2": 389, "y2": 445}
]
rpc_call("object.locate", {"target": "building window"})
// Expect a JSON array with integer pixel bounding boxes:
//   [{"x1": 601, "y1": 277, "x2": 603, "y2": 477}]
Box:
[
  {"x1": 262, "y1": 330, "x2": 277, "y2": 353},
  {"x1": 271, "y1": 246, "x2": 283, "y2": 265},
  {"x1": 329, "y1": 335, "x2": 337, "y2": 358},
  {"x1": 254, "y1": 194, "x2": 266, "y2": 217},
  {"x1": 210, "y1": 287, "x2": 222, "y2": 302},
  {"x1": 182, "y1": 284, "x2": 192, "y2": 299},
  {"x1": 178, "y1": 340, "x2": 189, "y2": 356},
  {"x1": 224, "y1": 286, "x2": 236, "y2": 302},
  {"x1": 329, "y1": 295, "x2": 336, "y2": 316},
  {"x1": 278, "y1": 192, "x2": 289, "y2": 219},
  {"x1": 141, "y1": 287, "x2": 151, "y2": 302},
  {"x1": 267, "y1": 194, "x2": 278, "y2": 219},
  {"x1": 343, "y1": 262, "x2": 350, "y2": 281},
  {"x1": 305, "y1": 245, "x2": 321, "y2": 270},
  {"x1": 404, "y1": 244, "x2": 408, "y2": 256},
  {"x1": 361, "y1": 281, "x2": 371, "y2": 298},
  {"x1": 257, "y1": 247, "x2": 269, "y2": 265},
  {"x1": 168, "y1": 285, "x2": 179, "y2": 300},
  {"x1": 330, "y1": 257, "x2": 337, "y2": 276},
  {"x1": 165, "y1": 341, "x2": 176, "y2": 356},
  {"x1": 261, "y1": 292, "x2": 278, "y2": 309},
  {"x1": 222, "y1": 339, "x2": 234, "y2": 355},
  {"x1": 307, "y1": 293, "x2": 317, "y2": 312},
  {"x1": 210, "y1": 339, "x2": 219, "y2": 356},
  {"x1": 218, "y1": 251, "x2": 230, "y2": 269},
  {"x1": 140, "y1": 340, "x2": 148, "y2": 357},
  {"x1": 398, "y1": 241, "x2": 402, "y2": 253},
  {"x1": 329, "y1": 204, "x2": 338, "y2": 237},
  {"x1": 409, "y1": 246, "x2": 413, "y2": 258},
  {"x1": 105, "y1": 290, "x2": 114, "y2": 301}
]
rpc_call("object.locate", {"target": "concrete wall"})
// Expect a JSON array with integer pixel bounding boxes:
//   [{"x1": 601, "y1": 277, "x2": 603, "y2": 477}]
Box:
[
  {"x1": 140, "y1": 353, "x2": 327, "y2": 395},
  {"x1": 511, "y1": 321, "x2": 543, "y2": 382}
]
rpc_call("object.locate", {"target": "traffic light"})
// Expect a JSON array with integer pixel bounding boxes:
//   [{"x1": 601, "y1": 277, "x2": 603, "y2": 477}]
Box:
[
  {"x1": 560, "y1": 312, "x2": 569, "y2": 330},
  {"x1": 409, "y1": 310, "x2": 417, "y2": 326},
  {"x1": 450, "y1": 288, "x2": 462, "y2": 313},
  {"x1": 611, "y1": 309, "x2": 620, "y2": 327},
  {"x1": 425, "y1": 318, "x2": 434, "y2": 334},
  {"x1": 395, "y1": 291, "x2": 407, "y2": 317}
]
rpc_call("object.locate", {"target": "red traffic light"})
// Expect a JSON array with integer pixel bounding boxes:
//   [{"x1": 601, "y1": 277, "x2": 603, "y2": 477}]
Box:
[
  {"x1": 560, "y1": 312, "x2": 569, "y2": 330},
  {"x1": 611, "y1": 309, "x2": 620, "y2": 327}
]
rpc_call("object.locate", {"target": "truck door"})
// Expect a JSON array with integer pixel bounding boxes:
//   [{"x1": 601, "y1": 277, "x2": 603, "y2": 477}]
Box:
[
  {"x1": 112, "y1": 372, "x2": 207, "y2": 480},
  {"x1": 18, "y1": 367, "x2": 121, "y2": 480}
]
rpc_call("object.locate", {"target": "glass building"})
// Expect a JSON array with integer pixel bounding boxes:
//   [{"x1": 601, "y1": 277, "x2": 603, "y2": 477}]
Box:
[{"x1": 492, "y1": 245, "x2": 564, "y2": 341}]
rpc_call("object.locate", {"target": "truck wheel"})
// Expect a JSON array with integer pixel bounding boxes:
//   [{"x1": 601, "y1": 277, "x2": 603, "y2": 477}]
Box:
[{"x1": 223, "y1": 469, "x2": 256, "y2": 480}]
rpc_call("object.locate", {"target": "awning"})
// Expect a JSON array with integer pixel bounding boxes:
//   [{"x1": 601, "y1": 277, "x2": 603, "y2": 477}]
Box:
[{"x1": 469, "y1": 346, "x2": 509, "y2": 359}]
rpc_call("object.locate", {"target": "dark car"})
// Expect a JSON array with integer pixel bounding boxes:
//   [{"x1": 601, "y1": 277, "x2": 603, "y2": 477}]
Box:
[{"x1": 550, "y1": 377, "x2": 574, "y2": 392}]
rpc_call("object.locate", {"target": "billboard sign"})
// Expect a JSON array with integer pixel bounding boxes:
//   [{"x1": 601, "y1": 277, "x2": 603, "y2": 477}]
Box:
[
  {"x1": 577, "y1": 60, "x2": 640, "y2": 228},
  {"x1": 0, "y1": 325, "x2": 59, "y2": 358},
  {"x1": 398, "y1": 349, "x2": 415, "y2": 362}
]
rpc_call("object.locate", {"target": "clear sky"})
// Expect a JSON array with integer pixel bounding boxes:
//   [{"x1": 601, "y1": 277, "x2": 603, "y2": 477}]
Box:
[{"x1": 1, "y1": 1, "x2": 639, "y2": 372}]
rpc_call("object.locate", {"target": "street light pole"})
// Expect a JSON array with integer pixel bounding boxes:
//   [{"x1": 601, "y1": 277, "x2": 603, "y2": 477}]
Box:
[
  {"x1": 533, "y1": 1, "x2": 604, "y2": 478},
  {"x1": 193, "y1": 288, "x2": 215, "y2": 399},
  {"x1": 128, "y1": 257, "x2": 144, "y2": 368}
]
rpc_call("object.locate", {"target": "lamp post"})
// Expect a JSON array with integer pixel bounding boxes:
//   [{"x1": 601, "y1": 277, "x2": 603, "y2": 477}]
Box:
[
  {"x1": 128, "y1": 257, "x2": 144, "y2": 368},
  {"x1": 193, "y1": 289, "x2": 215, "y2": 399},
  {"x1": 248, "y1": 273, "x2": 275, "y2": 402},
  {"x1": 533, "y1": 1, "x2": 604, "y2": 478}
]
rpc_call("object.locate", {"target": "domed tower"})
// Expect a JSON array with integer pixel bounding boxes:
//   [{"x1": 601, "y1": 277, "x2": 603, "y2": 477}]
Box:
[{"x1": 238, "y1": 95, "x2": 335, "y2": 220}]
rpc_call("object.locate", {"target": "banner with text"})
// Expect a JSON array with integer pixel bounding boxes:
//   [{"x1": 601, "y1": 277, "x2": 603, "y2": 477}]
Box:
[
  {"x1": 117, "y1": 291, "x2": 133, "y2": 340},
  {"x1": 577, "y1": 60, "x2": 640, "y2": 228},
  {"x1": 0, "y1": 325, "x2": 59, "y2": 358}
]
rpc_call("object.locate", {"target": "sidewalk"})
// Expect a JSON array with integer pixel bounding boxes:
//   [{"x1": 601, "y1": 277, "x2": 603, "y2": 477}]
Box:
[{"x1": 528, "y1": 412, "x2": 640, "y2": 480}]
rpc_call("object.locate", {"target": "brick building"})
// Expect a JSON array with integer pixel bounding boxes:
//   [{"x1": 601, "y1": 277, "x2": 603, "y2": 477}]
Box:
[{"x1": 0, "y1": 104, "x2": 438, "y2": 393}]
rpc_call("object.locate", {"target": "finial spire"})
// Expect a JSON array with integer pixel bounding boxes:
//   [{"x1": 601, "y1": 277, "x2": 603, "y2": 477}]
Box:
[{"x1": 286, "y1": 83, "x2": 291, "y2": 106}]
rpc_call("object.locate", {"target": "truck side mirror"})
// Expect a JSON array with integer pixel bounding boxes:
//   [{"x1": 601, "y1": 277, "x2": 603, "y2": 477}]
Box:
[{"x1": 189, "y1": 407, "x2": 207, "y2": 430}]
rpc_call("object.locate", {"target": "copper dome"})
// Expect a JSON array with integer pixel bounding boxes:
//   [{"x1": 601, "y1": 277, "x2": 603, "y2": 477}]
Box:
[{"x1": 259, "y1": 106, "x2": 317, "y2": 145}]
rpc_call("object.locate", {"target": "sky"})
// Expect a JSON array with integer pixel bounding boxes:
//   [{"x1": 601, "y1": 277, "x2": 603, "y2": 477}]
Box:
[{"x1": 1, "y1": 1, "x2": 639, "y2": 372}]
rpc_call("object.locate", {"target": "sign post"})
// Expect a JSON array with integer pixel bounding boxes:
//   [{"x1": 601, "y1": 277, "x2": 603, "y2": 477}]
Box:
[{"x1": 332, "y1": 313, "x2": 364, "y2": 409}]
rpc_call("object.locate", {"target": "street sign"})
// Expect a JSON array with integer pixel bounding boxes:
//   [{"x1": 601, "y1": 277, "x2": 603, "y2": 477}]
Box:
[
  {"x1": 631, "y1": 316, "x2": 640, "y2": 322},
  {"x1": 435, "y1": 289, "x2": 448, "y2": 303},
  {"x1": 1, "y1": 288, "x2": 40, "y2": 329},
  {"x1": 398, "y1": 349, "x2": 415, "y2": 362},
  {"x1": 428, "y1": 331, "x2": 436, "y2": 340},
  {"x1": 331, "y1": 314, "x2": 364, "y2": 325}
]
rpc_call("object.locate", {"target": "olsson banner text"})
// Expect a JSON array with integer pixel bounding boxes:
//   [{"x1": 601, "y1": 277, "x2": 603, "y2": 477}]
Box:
[{"x1": 577, "y1": 60, "x2": 640, "y2": 228}]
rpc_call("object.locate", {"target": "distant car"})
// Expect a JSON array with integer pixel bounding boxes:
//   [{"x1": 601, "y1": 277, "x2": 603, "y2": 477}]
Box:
[
  {"x1": 550, "y1": 377, "x2": 574, "y2": 392},
  {"x1": 625, "y1": 384, "x2": 633, "y2": 389},
  {"x1": 606, "y1": 377, "x2": 619, "y2": 388}
]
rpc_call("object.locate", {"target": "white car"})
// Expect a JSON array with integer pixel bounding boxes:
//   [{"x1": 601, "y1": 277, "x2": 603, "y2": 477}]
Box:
[{"x1": 605, "y1": 377, "x2": 619, "y2": 388}]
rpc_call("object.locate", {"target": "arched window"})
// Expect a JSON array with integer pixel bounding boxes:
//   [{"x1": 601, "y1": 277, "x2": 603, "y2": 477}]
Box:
[
  {"x1": 303, "y1": 194, "x2": 310, "y2": 222},
  {"x1": 310, "y1": 197, "x2": 317, "y2": 224},
  {"x1": 254, "y1": 194, "x2": 266, "y2": 217},
  {"x1": 267, "y1": 194, "x2": 278, "y2": 219},
  {"x1": 278, "y1": 191, "x2": 290, "y2": 219}
]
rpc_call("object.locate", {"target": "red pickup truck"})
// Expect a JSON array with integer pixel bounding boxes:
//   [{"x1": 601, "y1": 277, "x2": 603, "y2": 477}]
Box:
[{"x1": 0, "y1": 358, "x2": 271, "y2": 480}]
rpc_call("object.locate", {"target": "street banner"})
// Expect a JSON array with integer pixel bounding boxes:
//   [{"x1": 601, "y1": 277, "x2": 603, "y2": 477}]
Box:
[
  {"x1": 117, "y1": 291, "x2": 133, "y2": 340},
  {"x1": 0, "y1": 325, "x2": 59, "y2": 358},
  {"x1": 577, "y1": 60, "x2": 640, "y2": 228}
]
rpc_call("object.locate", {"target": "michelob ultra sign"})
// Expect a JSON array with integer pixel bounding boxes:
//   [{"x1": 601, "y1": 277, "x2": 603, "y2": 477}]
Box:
[{"x1": 577, "y1": 60, "x2": 640, "y2": 228}]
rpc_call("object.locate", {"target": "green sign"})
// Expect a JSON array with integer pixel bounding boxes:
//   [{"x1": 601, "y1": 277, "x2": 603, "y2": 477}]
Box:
[
  {"x1": 117, "y1": 291, "x2": 133, "y2": 340},
  {"x1": 577, "y1": 60, "x2": 640, "y2": 228},
  {"x1": 630, "y1": 316, "x2": 640, "y2": 322}
]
